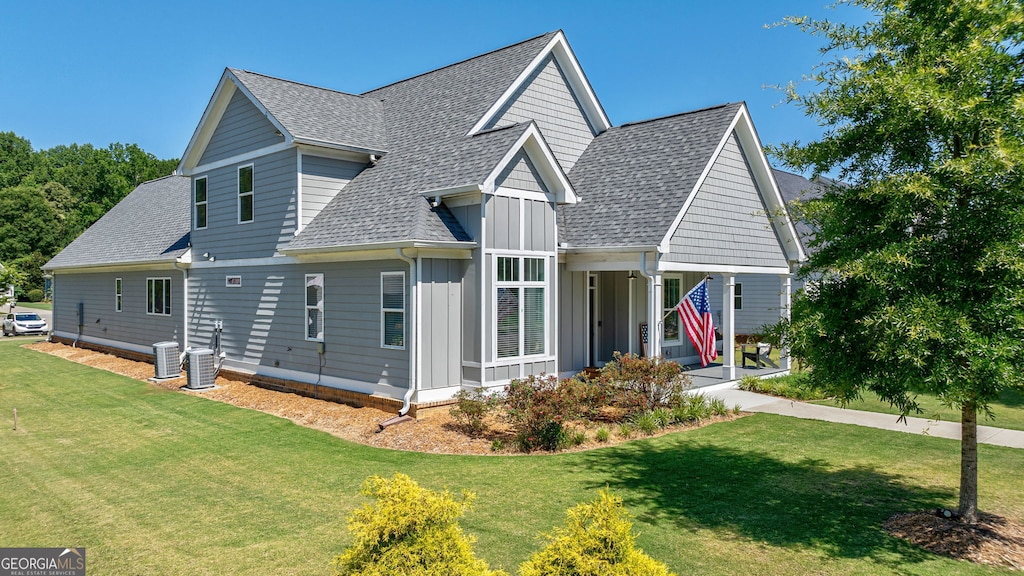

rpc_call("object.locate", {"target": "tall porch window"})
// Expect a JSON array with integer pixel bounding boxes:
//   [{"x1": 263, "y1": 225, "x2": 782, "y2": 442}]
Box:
[
  {"x1": 305, "y1": 274, "x2": 324, "y2": 341},
  {"x1": 663, "y1": 276, "x2": 681, "y2": 344},
  {"x1": 496, "y1": 256, "x2": 546, "y2": 358}
]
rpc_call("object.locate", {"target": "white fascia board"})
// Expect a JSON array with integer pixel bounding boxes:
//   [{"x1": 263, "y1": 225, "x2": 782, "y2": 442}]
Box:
[
  {"x1": 45, "y1": 258, "x2": 185, "y2": 273},
  {"x1": 418, "y1": 183, "x2": 482, "y2": 199},
  {"x1": 467, "y1": 31, "x2": 611, "y2": 137},
  {"x1": 178, "y1": 72, "x2": 237, "y2": 173},
  {"x1": 561, "y1": 245, "x2": 660, "y2": 254},
  {"x1": 483, "y1": 123, "x2": 578, "y2": 204},
  {"x1": 563, "y1": 250, "x2": 655, "y2": 272},
  {"x1": 181, "y1": 142, "x2": 294, "y2": 176},
  {"x1": 295, "y1": 144, "x2": 374, "y2": 164},
  {"x1": 658, "y1": 109, "x2": 741, "y2": 255},
  {"x1": 291, "y1": 137, "x2": 386, "y2": 157},
  {"x1": 282, "y1": 241, "x2": 477, "y2": 259},
  {"x1": 658, "y1": 261, "x2": 792, "y2": 275},
  {"x1": 731, "y1": 107, "x2": 808, "y2": 263}
]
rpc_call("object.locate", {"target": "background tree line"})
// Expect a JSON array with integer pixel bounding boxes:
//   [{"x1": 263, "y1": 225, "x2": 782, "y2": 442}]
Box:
[{"x1": 0, "y1": 131, "x2": 178, "y2": 300}]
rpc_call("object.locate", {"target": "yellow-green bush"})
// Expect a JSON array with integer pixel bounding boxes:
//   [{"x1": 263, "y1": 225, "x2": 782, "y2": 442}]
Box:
[
  {"x1": 331, "y1": 473, "x2": 506, "y2": 576},
  {"x1": 519, "y1": 490, "x2": 675, "y2": 576}
]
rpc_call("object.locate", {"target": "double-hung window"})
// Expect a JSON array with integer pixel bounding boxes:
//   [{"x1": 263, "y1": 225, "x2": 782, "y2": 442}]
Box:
[
  {"x1": 194, "y1": 176, "x2": 208, "y2": 229},
  {"x1": 115, "y1": 278, "x2": 122, "y2": 312},
  {"x1": 238, "y1": 164, "x2": 254, "y2": 223},
  {"x1": 662, "y1": 276, "x2": 681, "y2": 344},
  {"x1": 381, "y1": 272, "x2": 405, "y2": 349},
  {"x1": 305, "y1": 274, "x2": 324, "y2": 341},
  {"x1": 147, "y1": 278, "x2": 171, "y2": 315},
  {"x1": 496, "y1": 256, "x2": 546, "y2": 359}
]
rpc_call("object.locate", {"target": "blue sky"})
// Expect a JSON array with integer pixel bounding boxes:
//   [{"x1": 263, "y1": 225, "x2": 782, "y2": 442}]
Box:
[{"x1": 1, "y1": 0, "x2": 866, "y2": 172}]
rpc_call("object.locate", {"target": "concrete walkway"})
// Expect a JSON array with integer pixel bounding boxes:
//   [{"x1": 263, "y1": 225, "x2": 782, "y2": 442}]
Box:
[{"x1": 702, "y1": 384, "x2": 1024, "y2": 449}]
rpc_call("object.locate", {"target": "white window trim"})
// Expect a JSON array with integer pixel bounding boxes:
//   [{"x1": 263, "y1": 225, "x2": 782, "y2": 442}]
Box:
[
  {"x1": 237, "y1": 163, "x2": 254, "y2": 224},
  {"x1": 305, "y1": 273, "x2": 324, "y2": 342},
  {"x1": 194, "y1": 175, "x2": 208, "y2": 230},
  {"x1": 494, "y1": 254, "x2": 549, "y2": 360},
  {"x1": 662, "y1": 274, "x2": 683, "y2": 346},
  {"x1": 115, "y1": 277, "x2": 122, "y2": 312},
  {"x1": 381, "y1": 271, "x2": 406, "y2": 350},
  {"x1": 225, "y1": 275, "x2": 242, "y2": 288},
  {"x1": 146, "y1": 277, "x2": 172, "y2": 316}
]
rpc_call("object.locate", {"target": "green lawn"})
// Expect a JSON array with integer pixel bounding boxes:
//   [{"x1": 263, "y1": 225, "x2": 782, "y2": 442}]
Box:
[
  {"x1": 1, "y1": 338, "x2": 1021, "y2": 575},
  {"x1": 9, "y1": 301, "x2": 51, "y2": 311},
  {"x1": 811, "y1": 387, "x2": 1024, "y2": 431}
]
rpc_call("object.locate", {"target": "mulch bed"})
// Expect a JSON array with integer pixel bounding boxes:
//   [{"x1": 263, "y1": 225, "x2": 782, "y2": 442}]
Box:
[{"x1": 885, "y1": 511, "x2": 1024, "y2": 571}]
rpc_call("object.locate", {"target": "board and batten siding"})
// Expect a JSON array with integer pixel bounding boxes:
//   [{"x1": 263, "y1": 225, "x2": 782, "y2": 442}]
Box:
[
  {"x1": 300, "y1": 154, "x2": 365, "y2": 228},
  {"x1": 664, "y1": 132, "x2": 789, "y2": 269},
  {"x1": 419, "y1": 259, "x2": 465, "y2": 390},
  {"x1": 485, "y1": 195, "x2": 556, "y2": 252},
  {"x1": 187, "y1": 261, "x2": 410, "y2": 389},
  {"x1": 52, "y1": 271, "x2": 182, "y2": 349},
  {"x1": 191, "y1": 148, "x2": 298, "y2": 260},
  {"x1": 199, "y1": 89, "x2": 285, "y2": 165},
  {"x1": 558, "y1": 266, "x2": 587, "y2": 372},
  {"x1": 484, "y1": 54, "x2": 596, "y2": 172}
]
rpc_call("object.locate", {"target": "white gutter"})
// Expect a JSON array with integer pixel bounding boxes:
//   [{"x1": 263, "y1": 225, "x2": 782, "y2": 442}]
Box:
[
  {"x1": 395, "y1": 248, "x2": 419, "y2": 416},
  {"x1": 172, "y1": 258, "x2": 190, "y2": 364},
  {"x1": 282, "y1": 240, "x2": 477, "y2": 257}
]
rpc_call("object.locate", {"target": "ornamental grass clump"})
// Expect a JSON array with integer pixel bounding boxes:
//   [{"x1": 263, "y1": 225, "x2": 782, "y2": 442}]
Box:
[
  {"x1": 330, "y1": 473, "x2": 506, "y2": 576},
  {"x1": 519, "y1": 490, "x2": 676, "y2": 576}
]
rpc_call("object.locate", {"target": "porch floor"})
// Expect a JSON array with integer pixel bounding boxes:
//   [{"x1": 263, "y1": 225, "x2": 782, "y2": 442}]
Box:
[{"x1": 683, "y1": 361, "x2": 788, "y2": 389}]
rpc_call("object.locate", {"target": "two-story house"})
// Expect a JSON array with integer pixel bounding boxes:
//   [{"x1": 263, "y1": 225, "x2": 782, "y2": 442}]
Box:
[{"x1": 45, "y1": 31, "x2": 804, "y2": 415}]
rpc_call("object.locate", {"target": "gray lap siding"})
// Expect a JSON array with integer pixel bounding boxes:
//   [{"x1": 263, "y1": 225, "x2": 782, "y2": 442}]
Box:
[
  {"x1": 52, "y1": 271, "x2": 183, "y2": 350},
  {"x1": 188, "y1": 261, "x2": 409, "y2": 388}
]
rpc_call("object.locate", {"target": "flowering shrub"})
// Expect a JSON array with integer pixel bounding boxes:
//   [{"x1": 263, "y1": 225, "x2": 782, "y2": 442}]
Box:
[
  {"x1": 449, "y1": 388, "x2": 501, "y2": 437},
  {"x1": 592, "y1": 353, "x2": 691, "y2": 417}
]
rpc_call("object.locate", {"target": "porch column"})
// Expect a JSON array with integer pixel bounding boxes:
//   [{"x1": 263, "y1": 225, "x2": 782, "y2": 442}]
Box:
[
  {"x1": 627, "y1": 272, "x2": 635, "y2": 355},
  {"x1": 779, "y1": 274, "x2": 792, "y2": 370},
  {"x1": 721, "y1": 274, "x2": 736, "y2": 381}
]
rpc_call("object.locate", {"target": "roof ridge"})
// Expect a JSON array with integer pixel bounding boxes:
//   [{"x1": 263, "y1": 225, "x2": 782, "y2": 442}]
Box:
[
  {"x1": 142, "y1": 173, "x2": 188, "y2": 185},
  {"x1": 361, "y1": 31, "x2": 558, "y2": 96},
  {"x1": 230, "y1": 68, "x2": 375, "y2": 100},
  {"x1": 618, "y1": 102, "x2": 742, "y2": 129}
]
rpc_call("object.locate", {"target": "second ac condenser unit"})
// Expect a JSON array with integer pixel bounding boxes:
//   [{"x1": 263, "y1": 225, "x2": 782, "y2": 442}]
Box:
[
  {"x1": 153, "y1": 341, "x2": 180, "y2": 379},
  {"x1": 185, "y1": 348, "x2": 216, "y2": 390}
]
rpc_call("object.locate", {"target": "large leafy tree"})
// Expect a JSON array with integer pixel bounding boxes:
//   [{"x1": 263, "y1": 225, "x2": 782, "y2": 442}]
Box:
[{"x1": 774, "y1": 0, "x2": 1024, "y2": 523}]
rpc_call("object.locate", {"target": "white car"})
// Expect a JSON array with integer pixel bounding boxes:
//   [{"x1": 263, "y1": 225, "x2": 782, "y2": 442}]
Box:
[{"x1": 2, "y1": 312, "x2": 49, "y2": 336}]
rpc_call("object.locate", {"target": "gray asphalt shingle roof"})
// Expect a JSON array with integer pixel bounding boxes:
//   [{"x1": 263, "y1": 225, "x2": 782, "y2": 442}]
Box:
[
  {"x1": 560, "y1": 103, "x2": 743, "y2": 248},
  {"x1": 230, "y1": 69, "x2": 387, "y2": 153},
  {"x1": 287, "y1": 32, "x2": 558, "y2": 251},
  {"x1": 46, "y1": 175, "x2": 191, "y2": 269},
  {"x1": 772, "y1": 168, "x2": 827, "y2": 254}
]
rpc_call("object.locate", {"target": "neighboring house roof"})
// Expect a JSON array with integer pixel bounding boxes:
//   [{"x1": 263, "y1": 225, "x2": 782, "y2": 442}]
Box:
[
  {"x1": 560, "y1": 103, "x2": 744, "y2": 248},
  {"x1": 228, "y1": 68, "x2": 388, "y2": 153},
  {"x1": 772, "y1": 168, "x2": 826, "y2": 254},
  {"x1": 286, "y1": 32, "x2": 562, "y2": 251},
  {"x1": 45, "y1": 176, "x2": 191, "y2": 270}
]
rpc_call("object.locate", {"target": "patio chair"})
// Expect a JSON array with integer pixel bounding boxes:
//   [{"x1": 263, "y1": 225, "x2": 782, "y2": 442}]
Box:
[{"x1": 742, "y1": 342, "x2": 778, "y2": 369}]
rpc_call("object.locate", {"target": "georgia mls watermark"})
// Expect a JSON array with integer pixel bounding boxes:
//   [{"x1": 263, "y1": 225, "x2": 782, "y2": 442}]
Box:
[{"x1": 0, "y1": 548, "x2": 85, "y2": 576}]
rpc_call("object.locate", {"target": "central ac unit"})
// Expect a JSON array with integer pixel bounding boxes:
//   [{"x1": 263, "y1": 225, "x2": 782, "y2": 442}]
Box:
[
  {"x1": 153, "y1": 341, "x2": 180, "y2": 379},
  {"x1": 185, "y1": 347, "x2": 216, "y2": 390}
]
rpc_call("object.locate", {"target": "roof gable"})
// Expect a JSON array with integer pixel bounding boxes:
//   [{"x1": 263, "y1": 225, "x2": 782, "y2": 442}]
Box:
[{"x1": 468, "y1": 30, "x2": 610, "y2": 138}]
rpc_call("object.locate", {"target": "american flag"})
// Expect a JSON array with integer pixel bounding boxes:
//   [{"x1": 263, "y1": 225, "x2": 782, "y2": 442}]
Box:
[{"x1": 676, "y1": 280, "x2": 717, "y2": 367}]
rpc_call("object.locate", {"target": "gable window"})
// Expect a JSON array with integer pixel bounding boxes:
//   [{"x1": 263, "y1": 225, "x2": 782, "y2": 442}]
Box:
[
  {"x1": 238, "y1": 164, "x2": 254, "y2": 223},
  {"x1": 147, "y1": 278, "x2": 171, "y2": 315},
  {"x1": 305, "y1": 274, "x2": 324, "y2": 341},
  {"x1": 194, "y1": 176, "x2": 208, "y2": 229},
  {"x1": 496, "y1": 256, "x2": 546, "y2": 358},
  {"x1": 734, "y1": 282, "x2": 743, "y2": 310},
  {"x1": 662, "y1": 276, "x2": 681, "y2": 344},
  {"x1": 381, "y1": 272, "x2": 405, "y2": 349},
  {"x1": 115, "y1": 278, "x2": 122, "y2": 312}
]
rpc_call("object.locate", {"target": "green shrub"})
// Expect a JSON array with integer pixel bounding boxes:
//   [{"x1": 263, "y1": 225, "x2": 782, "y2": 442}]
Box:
[
  {"x1": 631, "y1": 411, "x2": 660, "y2": 436},
  {"x1": 519, "y1": 490, "x2": 676, "y2": 576},
  {"x1": 505, "y1": 375, "x2": 602, "y2": 451},
  {"x1": 709, "y1": 397, "x2": 729, "y2": 416},
  {"x1": 331, "y1": 473, "x2": 505, "y2": 576},
  {"x1": 650, "y1": 407, "x2": 672, "y2": 428},
  {"x1": 26, "y1": 288, "x2": 44, "y2": 302},
  {"x1": 593, "y1": 353, "x2": 691, "y2": 417},
  {"x1": 738, "y1": 372, "x2": 827, "y2": 401},
  {"x1": 450, "y1": 388, "x2": 500, "y2": 437},
  {"x1": 490, "y1": 439, "x2": 504, "y2": 452},
  {"x1": 594, "y1": 426, "x2": 610, "y2": 443}
]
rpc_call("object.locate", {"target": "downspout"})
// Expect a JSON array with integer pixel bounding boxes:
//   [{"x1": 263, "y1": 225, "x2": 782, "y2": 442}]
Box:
[
  {"x1": 638, "y1": 252, "x2": 658, "y2": 358},
  {"x1": 172, "y1": 259, "x2": 189, "y2": 366},
  {"x1": 396, "y1": 248, "x2": 418, "y2": 416}
]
